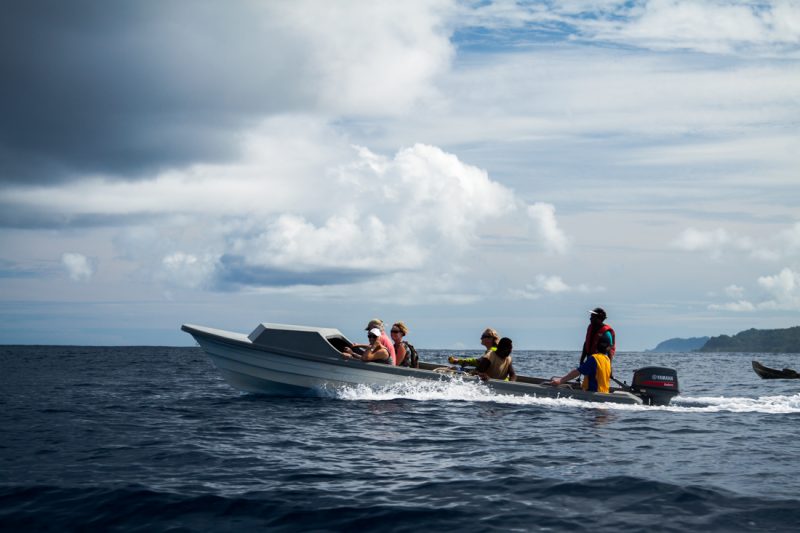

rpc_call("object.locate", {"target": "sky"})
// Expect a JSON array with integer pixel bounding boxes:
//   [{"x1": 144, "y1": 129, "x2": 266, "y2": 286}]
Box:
[{"x1": 1, "y1": 0, "x2": 799, "y2": 350}]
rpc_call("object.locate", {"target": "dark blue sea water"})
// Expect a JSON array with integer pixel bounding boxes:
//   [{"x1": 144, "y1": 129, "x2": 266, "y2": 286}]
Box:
[{"x1": 2, "y1": 345, "x2": 799, "y2": 532}]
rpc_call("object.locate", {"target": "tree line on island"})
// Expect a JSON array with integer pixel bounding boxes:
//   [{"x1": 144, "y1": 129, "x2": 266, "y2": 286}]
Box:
[{"x1": 649, "y1": 325, "x2": 800, "y2": 353}]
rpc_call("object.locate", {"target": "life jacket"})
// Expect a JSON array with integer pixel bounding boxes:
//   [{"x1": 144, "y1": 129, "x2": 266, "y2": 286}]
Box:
[
  {"x1": 580, "y1": 353, "x2": 611, "y2": 393},
  {"x1": 484, "y1": 351, "x2": 512, "y2": 380},
  {"x1": 584, "y1": 324, "x2": 616, "y2": 358}
]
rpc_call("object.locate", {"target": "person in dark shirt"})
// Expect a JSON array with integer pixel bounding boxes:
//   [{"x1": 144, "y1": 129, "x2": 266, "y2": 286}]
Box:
[
  {"x1": 581, "y1": 307, "x2": 615, "y2": 364},
  {"x1": 475, "y1": 336, "x2": 516, "y2": 382}
]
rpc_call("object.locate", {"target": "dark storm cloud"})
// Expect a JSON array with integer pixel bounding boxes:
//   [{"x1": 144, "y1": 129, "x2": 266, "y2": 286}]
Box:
[
  {"x1": 214, "y1": 254, "x2": 382, "y2": 290},
  {"x1": 0, "y1": 1, "x2": 314, "y2": 185},
  {"x1": 0, "y1": 200, "x2": 169, "y2": 229}
]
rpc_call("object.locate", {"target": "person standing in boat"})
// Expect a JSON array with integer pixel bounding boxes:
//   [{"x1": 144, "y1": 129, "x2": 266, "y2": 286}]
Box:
[
  {"x1": 364, "y1": 318, "x2": 396, "y2": 365},
  {"x1": 342, "y1": 328, "x2": 392, "y2": 364},
  {"x1": 448, "y1": 327, "x2": 499, "y2": 367},
  {"x1": 551, "y1": 337, "x2": 612, "y2": 392},
  {"x1": 581, "y1": 307, "x2": 615, "y2": 365}
]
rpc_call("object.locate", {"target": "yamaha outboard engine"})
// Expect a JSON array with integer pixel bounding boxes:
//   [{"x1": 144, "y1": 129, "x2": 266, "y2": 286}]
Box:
[{"x1": 631, "y1": 367, "x2": 680, "y2": 406}]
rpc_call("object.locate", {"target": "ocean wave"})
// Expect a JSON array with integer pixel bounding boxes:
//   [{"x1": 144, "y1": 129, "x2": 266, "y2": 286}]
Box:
[{"x1": 2, "y1": 477, "x2": 799, "y2": 532}]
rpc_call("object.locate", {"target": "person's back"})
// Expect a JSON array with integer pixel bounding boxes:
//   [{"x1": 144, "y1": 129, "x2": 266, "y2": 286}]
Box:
[{"x1": 476, "y1": 337, "x2": 516, "y2": 381}]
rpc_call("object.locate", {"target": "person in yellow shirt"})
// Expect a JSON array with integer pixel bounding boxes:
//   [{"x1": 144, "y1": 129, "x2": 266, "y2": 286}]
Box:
[{"x1": 550, "y1": 338, "x2": 612, "y2": 393}]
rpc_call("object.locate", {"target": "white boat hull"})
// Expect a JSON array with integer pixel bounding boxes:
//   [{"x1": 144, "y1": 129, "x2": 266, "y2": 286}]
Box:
[{"x1": 182, "y1": 322, "x2": 669, "y2": 405}]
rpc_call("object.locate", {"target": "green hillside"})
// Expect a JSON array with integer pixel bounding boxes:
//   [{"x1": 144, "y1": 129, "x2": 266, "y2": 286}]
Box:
[
  {"x1": 648, "y1": 336, "x2": 709, "y2": 352},
  {"x1": 699, "y1": 326, "x2": 800, "y2": 353}
]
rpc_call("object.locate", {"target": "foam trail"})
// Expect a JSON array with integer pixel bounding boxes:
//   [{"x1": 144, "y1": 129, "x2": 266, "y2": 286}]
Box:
[
  {"x1": 332, "y1": 377, "x2": 495, "y2": 402},
  {"x1": 330, "y1": 379, "x2": 800, "y2": 414},
  {"x1": 670, "y1": 394, "x2": 800, "y2": 414}
]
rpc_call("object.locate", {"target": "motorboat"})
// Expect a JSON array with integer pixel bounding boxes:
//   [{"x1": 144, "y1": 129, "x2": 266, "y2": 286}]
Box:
[
  {"x1": 182, "y1": 322, "x2": 681, "y2": 406},
  {"x1": 752, "y1": 360, "x2": 800, "y2": 379}
]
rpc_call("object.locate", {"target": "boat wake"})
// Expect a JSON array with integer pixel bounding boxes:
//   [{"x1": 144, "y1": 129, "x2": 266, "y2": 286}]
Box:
[
  {"x1": 670, "y1": 394, "x2": 800, "y2": 414},
  {"x1": 328, "y1": 379, "x2": 800, "y2": 414}
]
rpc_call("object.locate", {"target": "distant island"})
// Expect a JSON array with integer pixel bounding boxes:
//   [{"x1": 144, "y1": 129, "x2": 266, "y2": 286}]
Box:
[
  {"x1": 650, "y1": 325, "x2": 800, "y2": 353},
  {"x1": 699, "y1": 326, "x2": 800, "y2": 353},
  {"x1": 648, "y1": 336, "x2": 709, "y2": 353}
]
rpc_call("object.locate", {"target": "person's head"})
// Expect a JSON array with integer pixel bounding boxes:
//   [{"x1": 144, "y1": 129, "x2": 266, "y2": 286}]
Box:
[
  {"x1": 589, "y1": 307, "x2": 606, "y2": 324},
  {"x1": 496, "y1": 337, "x2": 513, "y2": 358},
  {"x1": 365, "y1": 318, "x2": 384, "y2": 332},
  {"x1": 480, "y1": 328, "x2": 499, "y2": 348},
  {"x1": 596, "y1": 337, "x2": 611, "y2": 355},
  {"x1": 390, "y1": 322, "x2": 408, "y2": 342},
  {"x1": 367, "y1": 327, "x2": 381, "y2": 345}
]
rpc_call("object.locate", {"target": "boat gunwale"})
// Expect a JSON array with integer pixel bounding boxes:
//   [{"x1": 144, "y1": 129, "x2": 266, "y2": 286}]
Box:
[{"x1": 182, "y1": 323, "x2": 649, "y2": 404}]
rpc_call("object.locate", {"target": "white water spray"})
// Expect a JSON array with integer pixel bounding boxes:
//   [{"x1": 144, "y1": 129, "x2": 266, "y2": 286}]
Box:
[{"x1": 329, "y1": 378, "x2": 800, "y2": 414}]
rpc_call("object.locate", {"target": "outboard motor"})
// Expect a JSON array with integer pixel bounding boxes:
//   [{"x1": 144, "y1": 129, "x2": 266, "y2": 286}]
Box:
[{"x1": 631, "y1": 367, "x2": 680, "y2": 406}]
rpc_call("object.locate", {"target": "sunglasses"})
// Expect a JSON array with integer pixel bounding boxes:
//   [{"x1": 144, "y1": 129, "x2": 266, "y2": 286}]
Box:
[
  {"x1": 390, "y1": 329, "x2": 401, "y2": 334},
  {"x1": 481, "y1": 335, "x2": 492, "y2": 339}
]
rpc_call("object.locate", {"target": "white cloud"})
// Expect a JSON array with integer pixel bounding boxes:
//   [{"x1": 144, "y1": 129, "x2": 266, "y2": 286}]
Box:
[
  {"x1": 710, "y1": 267, "x2": 800, "y2": 311},
  {"x1": 599, "y1": 0, "x2": 800, "y2": 55},
  {"x1": 673, "y1": 222, "x2": 800, "y2": 261},
  {"x1": 283, "y1": 1, "x2": 455, "y2": 114},
  {"x1": 458, "y1": 0, "x2": 800, "y2": 56},
  {"x1": 510, "y1": 274, "x2": 601, "y2": 300},
  {"x1": 709, "y1": 299, "x2": 757, "y2": 312},
  {"x1": 61, "y1": 253, "x2": 94, "y2": 282},
  {"x1": 672, "y1": 227, "x2": 736, "y2": 257},
  {"x1": 757, "y1": 267, "x2": 800, "y2": 310},
  {"x1": 218, "y1": 142, "x2": 519, "y2": 287},
  {"x1": 160, "y1": 252, "x2": 217, "y2": 289},
  {"x1": 527, "y1": 203, "x2": 569, "y2": 255},
  {"x1": 724, "y1": 284, "x2": 745, "y2": 298},
  {"x1": 777, "y1": 222, "x2": 800, "y2": 254}
]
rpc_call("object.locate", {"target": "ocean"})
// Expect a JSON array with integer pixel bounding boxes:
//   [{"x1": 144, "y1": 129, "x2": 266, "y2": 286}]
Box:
[{"x1": 1, "y1": 345, "x2": 799, "y2": 532}]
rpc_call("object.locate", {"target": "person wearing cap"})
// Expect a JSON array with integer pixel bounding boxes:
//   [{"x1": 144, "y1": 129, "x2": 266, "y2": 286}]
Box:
[
  {"x1": 581, "y1": 307, "x2": 615, "y2": 365},
  {"x1": 448, "y1": 328, "x2": 499, "y2": 368},
  {"x1": 364, "y1": 318, "x2": 396, "y2": 365},
  {"x1": 342, "y1": 328, "x2": 392, "y2": 364},
  {"x1": 550, "y1": 337, "x2": 612, "y2": 392},
  {"x1": 474, "y1": 337, "x2": 516, "y2": 382}
]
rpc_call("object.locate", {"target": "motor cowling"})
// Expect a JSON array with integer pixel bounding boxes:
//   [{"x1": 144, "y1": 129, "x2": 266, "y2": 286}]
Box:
[{"x1": 631, "y1": 367, "x2": 680, "y2": 406}]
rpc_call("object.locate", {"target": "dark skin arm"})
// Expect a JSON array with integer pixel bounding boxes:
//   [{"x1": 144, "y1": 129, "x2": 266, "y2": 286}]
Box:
[{"x1": 475, "y1": 357, "x2": 490, "y2": 380}]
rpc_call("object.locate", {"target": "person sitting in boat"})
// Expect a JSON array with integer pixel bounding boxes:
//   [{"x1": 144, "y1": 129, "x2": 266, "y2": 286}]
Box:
[
  {"x1": 474, "y1": 337, "x2": 516, "y2": 382},
  {"x1": 342, "y1": 328, "x2": 393, "y2": 364},
  {"x1": 364, "y1": 318, "x2": 396, "y2": 365},
  {"x1": 390, "y1": 321, "x2": 418, "y2": 368},
  {"x1": 448, "y1": 327, "x2": 499, "y2": 367},
  {"x1": 550, "y1": 337, "x2": 612, "y2": 393}
]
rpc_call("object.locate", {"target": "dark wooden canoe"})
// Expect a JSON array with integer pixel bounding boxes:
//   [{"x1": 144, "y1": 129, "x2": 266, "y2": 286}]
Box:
[{"x1": 752, "y1": 360, "x2": 800, "y2": 379}]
